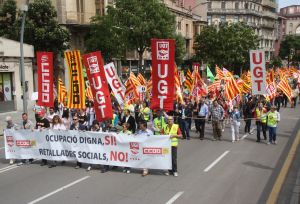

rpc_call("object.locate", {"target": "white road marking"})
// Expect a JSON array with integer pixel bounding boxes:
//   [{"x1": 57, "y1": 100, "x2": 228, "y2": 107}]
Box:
[
  {"x1": 241, "y1": 127, "x2": 256, "y2": 140},
  {"x1": 0, "y1": 164, "x2": 20, "y2": 174},
  {"x1": 241, "y1": 134, "x2": 248, "y2": 140},
  {"x1": 166, "y1": 191, "x2": 184, "y2": 204},
  {"x1": 27, "y1": 176, "x2": 90, "y2": 204},
  {"x1": 204, "y1": 151, "x2": 230, "y2": 172}
]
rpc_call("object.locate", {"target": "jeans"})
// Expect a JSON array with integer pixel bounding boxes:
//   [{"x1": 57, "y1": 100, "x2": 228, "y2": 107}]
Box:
[
  {"x1": 244, "y1": 119, "x2": 251, "y2": 133},
  {"x1": 180, "y1": 120, "x2": 190, "y2": 139},
  {"x1": 170, "y1": 146, "x2": 177, "y2": 173},
  {"x1": 198, "y1": 116, "x2": 206, "y2": 139},
  {"x1": 268, "y1": 126, "x2": 277, "y2": 143}
]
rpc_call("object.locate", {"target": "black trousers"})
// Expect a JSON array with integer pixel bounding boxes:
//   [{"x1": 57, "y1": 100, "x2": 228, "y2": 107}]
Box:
[
  {"x1": 170, "y1": 146, "x2": 177, "y2": 173},
  {"x1": 198, "y1": 116, "x2": 206, "y2": 139},
  {"x1": 244, "y1": 119, "x2": 251, "y2": 133}
]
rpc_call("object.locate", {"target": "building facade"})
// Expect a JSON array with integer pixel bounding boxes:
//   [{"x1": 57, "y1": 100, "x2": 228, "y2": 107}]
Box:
[
  {"x1": 0, "y1": 37, "x2": 35, "y2": 113},
  {"x1": 274, "y1": 5, "x2": 300, "y2": 56},
  {"x1": 207, "y1": 0, "x2": 278, "y2": 61}
]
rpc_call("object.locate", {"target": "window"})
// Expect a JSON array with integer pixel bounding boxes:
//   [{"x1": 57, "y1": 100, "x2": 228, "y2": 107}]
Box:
[
  {"x1": 186, "y1": 24, "x2": 189, "y2": 36},
  {"x1": 234, "y1": 16, "x2": 239, "y2": 23},
  {"x1": 177, "y1": 21, "x2": 181, "y2": 30},
  {"x1": 207, "y1": 16, "x2": 212, "y2": 26},
  {"x1": 235, "y1": 2, "x2": 239, "y2": 9},
  {"x1": 208, "y1": 2, "x2": 211, "y2": 9},
  {"x1": 245, "y1": 2, "x2": 248, "y2": 9},
  {"x1": 220, "y1": 16, "x2": 226, "y2": 23},
  {"x1": 221, "y1": 2, "x2": 225, "y2": 9}
]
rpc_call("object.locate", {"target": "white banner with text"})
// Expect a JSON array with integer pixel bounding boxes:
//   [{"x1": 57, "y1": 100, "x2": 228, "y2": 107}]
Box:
[{"x1": 4, "y1": 129, "x2": 171, "y2": 169}]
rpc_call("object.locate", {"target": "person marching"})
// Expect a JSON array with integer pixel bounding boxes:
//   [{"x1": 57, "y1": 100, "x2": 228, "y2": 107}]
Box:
[
  {"x1": 229, "y1": 106, "x2": 241, "y2": 143},
  {"x1": 197, "y1": 98, "x2": 209, "y2": 140},
  {"x1": 255, "y1": 102, "x2": 268, "y2": 142},
  {"x1": 210, "y1": 100, "x2": 225, "y2": 141},
  {"x1": 152, "y1": 110, "x2": 166, "y2": 135},
  {"x1": 267, "y1": 106, "x2": 280, "y2": 145},
  {"x1": 162, "y1": 116, "x2": 182, "y2": 177},
  {"x1": 120, "y1": 123, "x2": 132, "y2": 174}
]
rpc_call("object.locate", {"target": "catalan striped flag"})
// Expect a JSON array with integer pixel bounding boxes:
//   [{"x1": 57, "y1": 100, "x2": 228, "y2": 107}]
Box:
[
  {"x1": 146, "y1": 77, "x2": 152, "y2": 99},
  {"x1": 224, "y1": 76, "x2": 241, "y2": 102},
  {"x1": 130, "y1": 72, "x2": 141, "y2": 86},
  {"x1": 64, "y1": 50, "x2": 86, "y2": 109},
  {"x1": 277, "y1": 76, "x2": 292, "y2": 102},
  {"x1": 174, "y1": 65, "x2": 183, "y2": 103},
  {"x1": 125, "y1": 78, "x2": 139, "y2": 105},
  {"x1": 215, "y1": 66, "x2": 224, "y2": 79},
  {"x1": 85, "y1": 86, "x2": 94, "y2": 101},
  {"x1": 58, "y1": 78, "x2": 67, "y2": 104},
  {"x1": 184, "y1": 69, "x2": 193, "y2": 91},
  {"x1": 137, "y1": 73, "x2": 147, "y2": 85}
]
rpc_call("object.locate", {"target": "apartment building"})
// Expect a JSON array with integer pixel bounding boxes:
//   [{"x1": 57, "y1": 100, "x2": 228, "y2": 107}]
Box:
[{"x1": 207, "y1": 0, "x2": 278, "y2": 61}]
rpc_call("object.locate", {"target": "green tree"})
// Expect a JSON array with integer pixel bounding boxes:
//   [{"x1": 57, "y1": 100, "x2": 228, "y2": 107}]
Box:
[
  {"x1": 269, "y1": 57, "x2": 282, "y2": 68},
  {"x1": 0, "y1": 0, "x2": 17, "y2": 38},
  {"x1": 194, "y1": 22, "x2": 259, "y2": 74},
  {"x1": 174, "y1": 34, "x2": 186, "y2": 66},
  {"x1": 279, "y1": 35, "x2": 300, "y2": 65},
  {"x1": 86, "y1": 0, "x2": 176, "y2": 68}
]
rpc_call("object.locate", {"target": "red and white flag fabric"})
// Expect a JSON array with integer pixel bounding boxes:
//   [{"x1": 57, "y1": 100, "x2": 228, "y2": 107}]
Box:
[
  {"x1": 104, "y1": 62, "x2": 126, "y2": 107},
  {"x1": 150, "y1": 39, "x2": 175, "y2": 110},
  {"x1": 82, "y1": 51, "x2": 113, "y2": 122},
  {"x1": 36, "y1": 52, "x2": 54, "y2": 107}
]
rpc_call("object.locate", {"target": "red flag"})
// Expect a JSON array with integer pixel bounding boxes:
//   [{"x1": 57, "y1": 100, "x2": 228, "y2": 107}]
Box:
[
  {"x1": 82, "y1": 51, "x2": 113, "y2": 122},
  {"x1": 36, "y1": 52, "x2": 54, "y2": 107},
  {"x1": 151, "y1": 39, "x2": 175, "y2": 110}
]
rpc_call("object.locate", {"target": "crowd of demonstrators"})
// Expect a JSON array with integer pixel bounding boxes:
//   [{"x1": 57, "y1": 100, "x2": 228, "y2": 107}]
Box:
[{"x1": 3, "y1": 88, "x2": 296, "y2": 177}]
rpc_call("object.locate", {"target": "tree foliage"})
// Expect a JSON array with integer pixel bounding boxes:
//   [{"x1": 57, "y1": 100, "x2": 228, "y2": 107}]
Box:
[
  {"x1": 0, "y1": 0, "x2": 70, "y2": 56},
  {"x1": 86, "y1": 0, "x2": 176, "y2": 67},
  {"x1": 174, "y1": 34, "x2": 186, "y2": 66},
  {"x1": 194, "y1": 22, "x2": 259, "y2": 73},
  {"x1": 279, "y1": 35, "x2": 300, "y2": 64},
  {"x1": 0, "y1": 0, "x2": 17, "y2": 38}
]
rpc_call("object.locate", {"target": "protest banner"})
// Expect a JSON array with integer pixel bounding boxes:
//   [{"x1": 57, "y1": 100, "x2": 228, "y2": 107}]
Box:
[
  {"x1": 36, "y1": 52, "x2": 54, "y2": 107},
  {"x1": 4, "y1": 129, "x2": 171, "y2": 170},
  {"x1": 65, "y1": 50, "x2": 86, "y2": 109},
  {"x1": 151, "y1": 39, "x2": 175, "y2": 111},
  {"x1": 103, "y1": 62, "x2": 126, "y2": 107},
  {"x1": 250, "y1": 50, "x2": 267, "y2": 95},
  {"x1": 82, "y1": 51, "x2": 113, "y2": 122}
]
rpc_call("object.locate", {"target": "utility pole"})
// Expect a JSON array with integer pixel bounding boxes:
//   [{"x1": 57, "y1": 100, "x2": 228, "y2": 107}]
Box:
[{"x1": 20, "y1": 1, "x2": 29, "y2": 113}]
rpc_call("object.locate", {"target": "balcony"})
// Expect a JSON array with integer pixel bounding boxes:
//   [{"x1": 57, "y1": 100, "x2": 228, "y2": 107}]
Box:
[
  {"x1": 65, "y1": 11, "x2": 95, "y2": 25},
  {"x1": 261, "y1": 22, "x2": 276, "y2": 29},
  {"x1": 262, "y1": 11, "x2": 278, "y2": 19},
  {"x1": 262, "y1": 0, "x2": 277, "y2": 9},
  {"x1": 208, "y1": 8, "x2": 262, "y2": 17}
]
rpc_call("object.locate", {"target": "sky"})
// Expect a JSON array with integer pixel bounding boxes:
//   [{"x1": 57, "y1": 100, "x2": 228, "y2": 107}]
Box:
[{"x1": 279, "y1": 0, "x2": 299, "y2": 9}]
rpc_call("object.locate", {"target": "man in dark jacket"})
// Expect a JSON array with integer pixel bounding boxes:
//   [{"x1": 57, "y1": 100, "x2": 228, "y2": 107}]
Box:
[
  {"x1": 120, "y1": 109, "x2": 136, "y2": 133},
  {"x1": 178, "y1": 102, "x2": 192, "y2": 140}
]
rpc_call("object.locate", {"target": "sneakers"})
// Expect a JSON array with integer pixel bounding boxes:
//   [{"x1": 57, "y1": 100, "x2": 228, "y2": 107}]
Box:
[
  {"x1": 126, "y1": 170, "x2": 131, "y2": 174},
  {"x1": 87, "y1": 166, "x2": 92, "y2": 171},
  {"x1": 267, "y1": 142, "x2": 271, "y2": 145},
  {"x1": 164, "y1": 172, "x2": 170, "y2": 176},
  {"x1": 17, "y1": 162, "x2": 23, "y2": 166},
  {"x1": 75, "y1": 165, "x2": 81, "y2": 169},
  {"x1": 232, "y1": 140, "x2": 235, "y2": 143},
  {"x1": 274, "y1": 141, "x2": 277, "y2": 145},
  {"x1": 212, "y1": 138, "x2": 217, "y2": 141},
  {"x1": 142, "y1": 170, "x2": 148, "y2": 177},
  {"x1": 173, "y1": 172, "x2": 178, "y2": 177},
  {"x1": 9, "y1": 159, "x2": 14, "y2": 165}
]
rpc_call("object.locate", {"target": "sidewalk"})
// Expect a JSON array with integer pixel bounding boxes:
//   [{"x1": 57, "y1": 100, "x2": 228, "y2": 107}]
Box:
[{"x1": 0, "y1": 110, "x2": 36, "y2": 136}]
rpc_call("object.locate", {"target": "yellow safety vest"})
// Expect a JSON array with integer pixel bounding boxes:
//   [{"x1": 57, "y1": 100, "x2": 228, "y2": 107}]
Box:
[
  {"x1": 163, "y1": 124, "x2": 179, "y2": 147},
  {"x1": 267, "y1": 111, "x2": 279, "y2": 127},
  {"x1": 141, "y1": 107, "x2": 150, "y2": 121},
  {"x1": 256, "y1": 108, "x2": 267, "y2": 123},
  {"x1": 153, "y1": 117, "x2": 166, "y2": 135}
]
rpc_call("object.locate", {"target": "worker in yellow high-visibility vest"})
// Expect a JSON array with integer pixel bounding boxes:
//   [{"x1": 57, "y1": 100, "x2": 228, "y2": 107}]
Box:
[{"x1": 162, "y1": 116, "x2": 182, "y2": 177}]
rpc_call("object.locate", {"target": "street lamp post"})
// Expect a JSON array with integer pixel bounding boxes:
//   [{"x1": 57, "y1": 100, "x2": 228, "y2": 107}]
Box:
[{"x1": 20, "y1": 2, "x2": 28, "y2": 113}]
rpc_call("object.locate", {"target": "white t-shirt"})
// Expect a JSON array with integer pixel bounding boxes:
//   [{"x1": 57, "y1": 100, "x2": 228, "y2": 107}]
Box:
[{"x1": 52, "y1": 123, "x2": 66, "y2": 130}]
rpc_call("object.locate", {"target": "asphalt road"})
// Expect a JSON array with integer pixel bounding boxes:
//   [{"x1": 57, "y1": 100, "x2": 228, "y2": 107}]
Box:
[{"x1": 0, "y1": 106, "x2": 299, "y2": 204}]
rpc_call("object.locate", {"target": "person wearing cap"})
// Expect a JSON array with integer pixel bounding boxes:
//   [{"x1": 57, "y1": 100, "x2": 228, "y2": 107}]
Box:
[
  {"x1": 5, "y1": 116, "x2": 18, "y2": 165},
  {"x1": 267, "y1": 106, "x2": 280, "y2": 145},
  {"x1": 229, "y1": 106, "x2": 241, "y2": 143},
  {"x1": 162, "y1": 116, "x2": 182, "y2": 177}
]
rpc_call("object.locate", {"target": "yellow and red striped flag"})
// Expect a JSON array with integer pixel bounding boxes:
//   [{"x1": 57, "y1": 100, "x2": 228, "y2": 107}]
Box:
[
  {"x1": 174, "y1": 65, "x2": 183, "y2": 103},
  {"x1": 184, "y1": 69, "x2": 193, "y2": 91},
  {"x1": 85, "y1": 86, "x2": 93, "y2": 101},
  {"x1": 125, "y1": 78, "x2": 139, "y2": 105},
  {"x1": 215, "y1": 66, "x2": 224, "y2": 79},
  {"x1": 137, "y1": 73, "x2": 147, "y2": 85},
  {"x1": 64, "y1": 50, "x2": 85, "y2": 109},
  {"x1": 130, "y1": 72, "x2": 141, "y2": 86},
  {"x1": 58, "y1": 78, "x2": 67, "y2": 104},
  {"x1": 277, "y1": 76, "x2": 292, "y2": 101}
]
